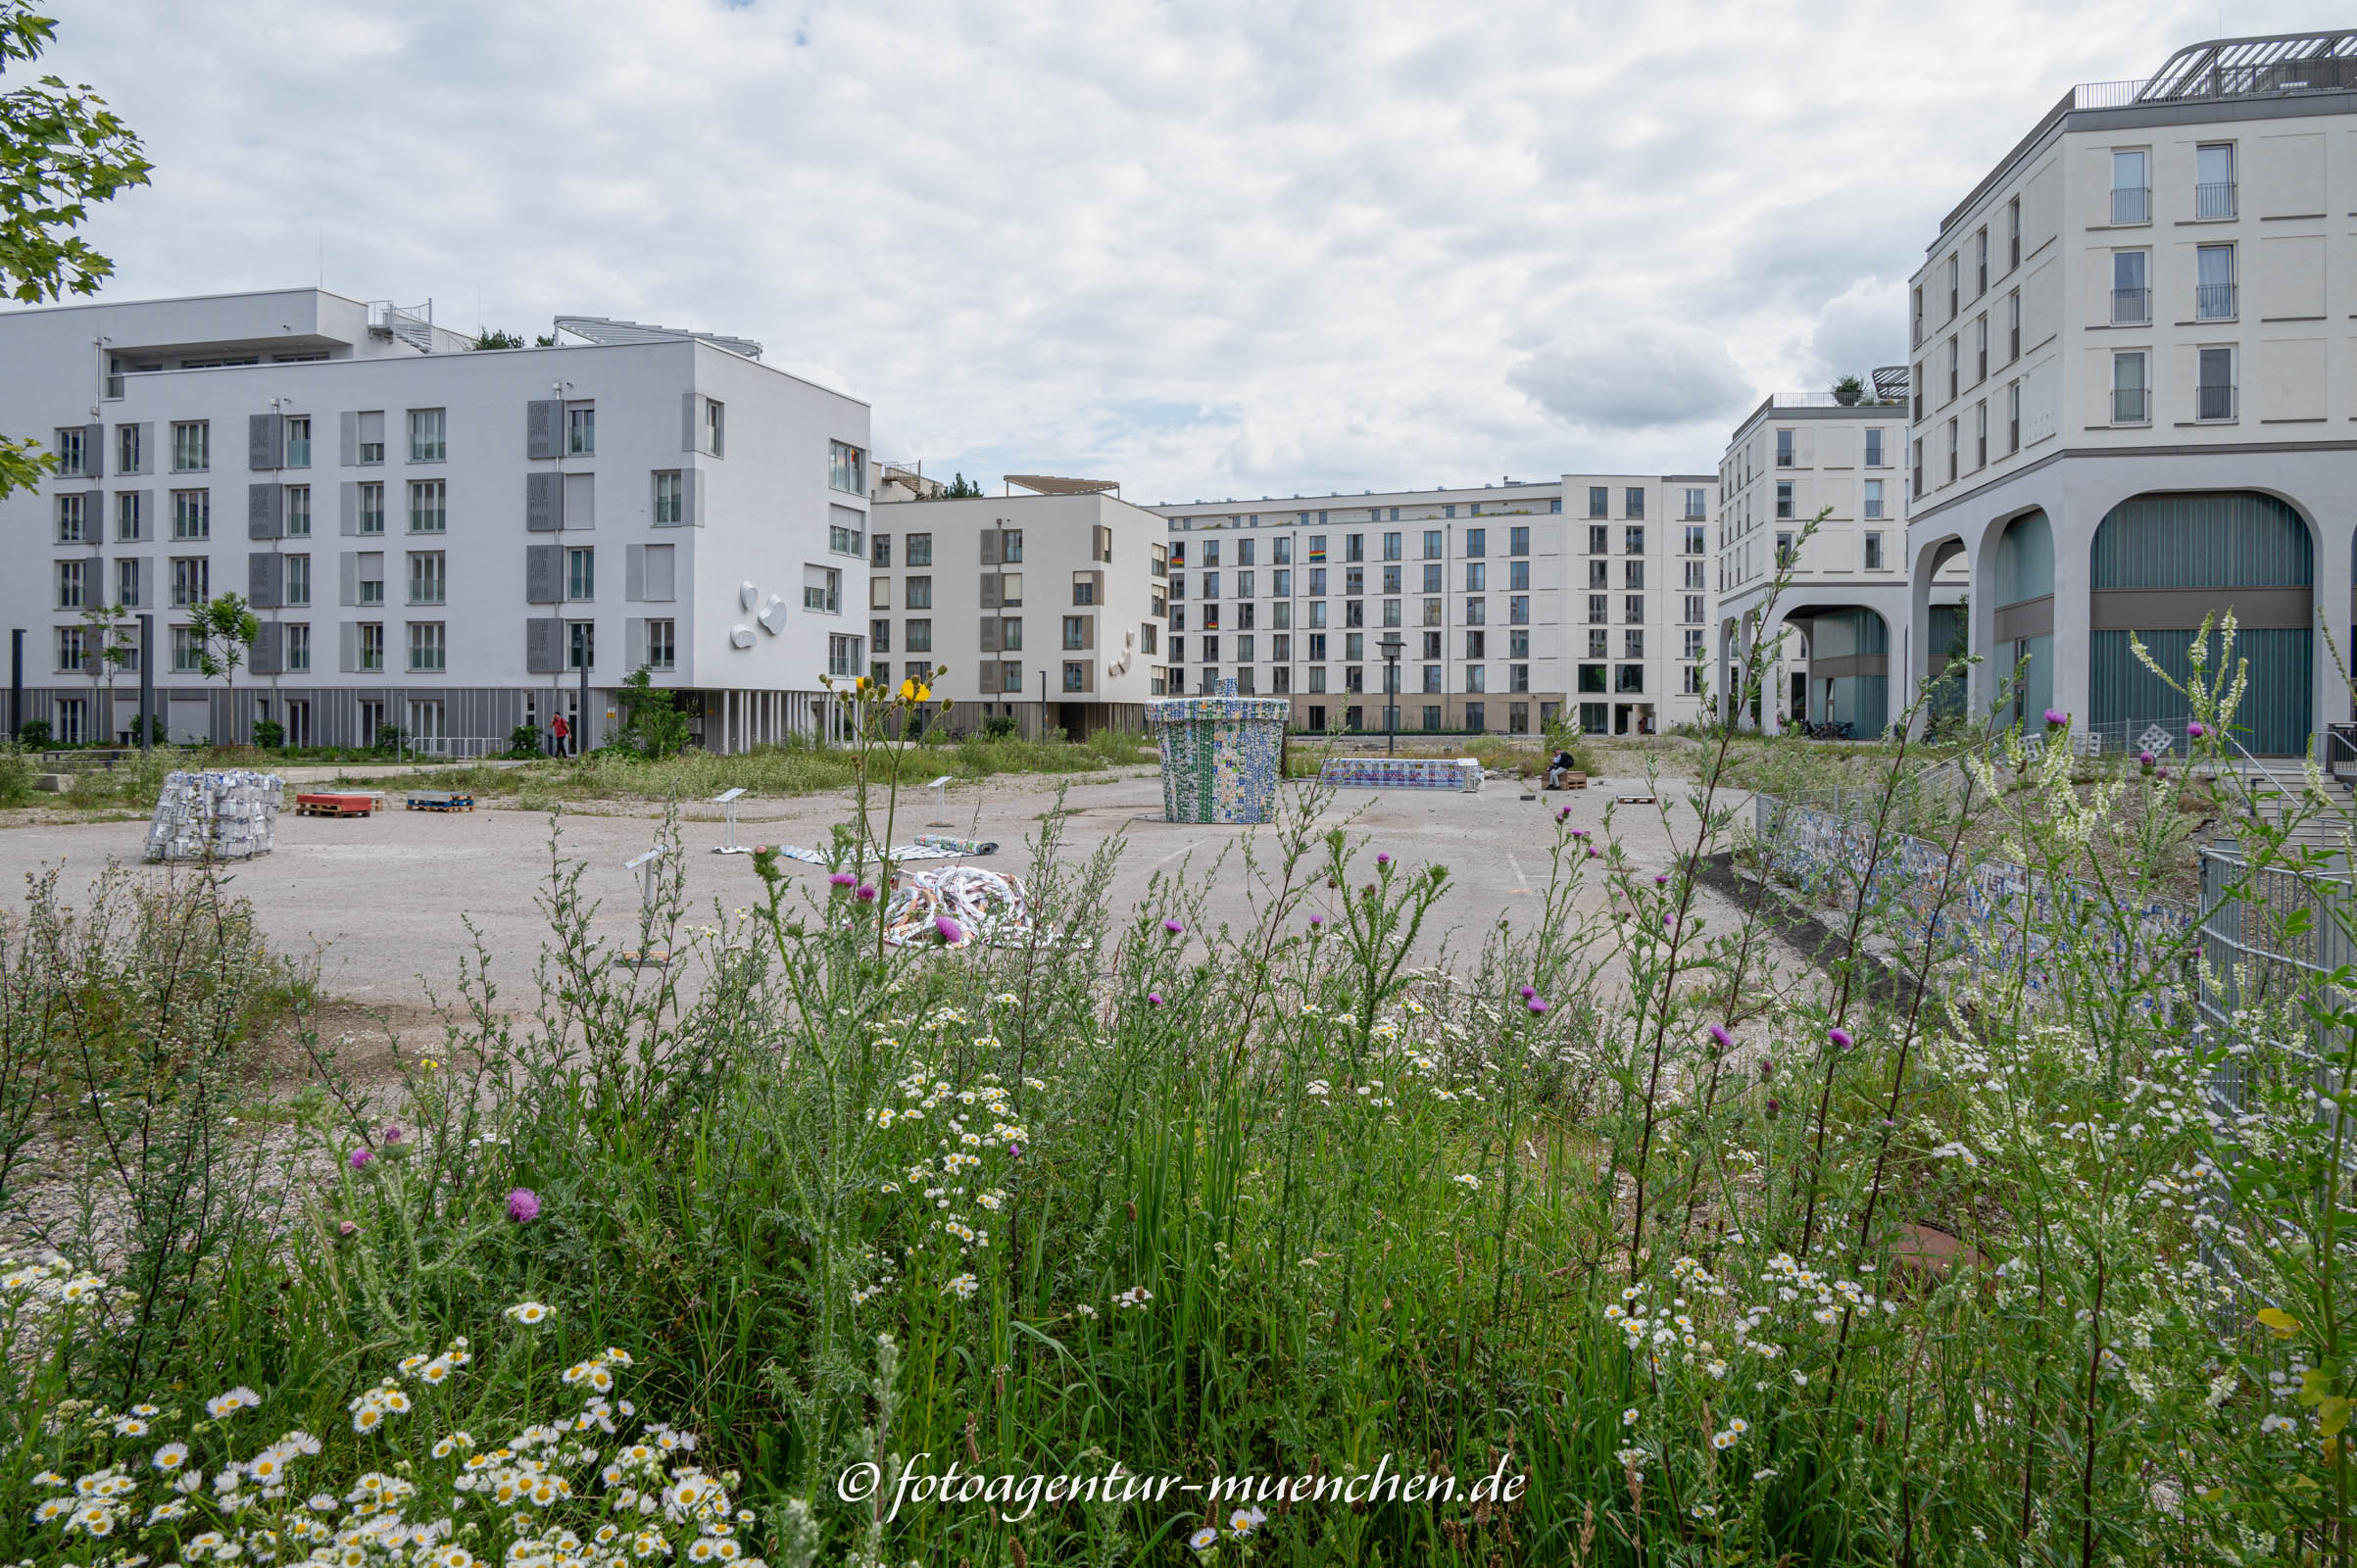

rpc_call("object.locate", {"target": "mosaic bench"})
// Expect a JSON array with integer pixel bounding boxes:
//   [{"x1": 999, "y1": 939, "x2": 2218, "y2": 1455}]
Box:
[{"x1": 1316, "y1": 757, "x2": 1483, "y2": 793}]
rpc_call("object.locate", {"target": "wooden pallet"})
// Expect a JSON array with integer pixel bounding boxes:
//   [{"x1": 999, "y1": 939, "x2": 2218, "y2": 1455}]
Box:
[
  {"x1": 295, "y1": 792, "x2": 375, "y2": 818},
  {"x1": 405, "y1": 792, "x2": 475, "y2": 812}
]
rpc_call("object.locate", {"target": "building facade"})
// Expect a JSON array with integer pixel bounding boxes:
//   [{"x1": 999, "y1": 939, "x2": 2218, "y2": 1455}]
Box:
[
  {"x1": 1150, "y1": 475, "x2": 1718, "y2": 736},
  {"x1": 1715, "y1": 396, "x2": 1938, "y2": 735},
  {"x1": 1903, "y1": 30, "x2": 2357, "y2": 756},
  {"x1": 0, "y1": 288, "x2": 873, "y2": 752},
  {"x1": 863, "y1": 492, "x2": 1170, "y2": 738}
]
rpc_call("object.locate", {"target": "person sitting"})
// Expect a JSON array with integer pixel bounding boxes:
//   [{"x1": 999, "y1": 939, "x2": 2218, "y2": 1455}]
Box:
[{"x1": 1544, "y1": 750, "x2": 1578, "y2": 790}]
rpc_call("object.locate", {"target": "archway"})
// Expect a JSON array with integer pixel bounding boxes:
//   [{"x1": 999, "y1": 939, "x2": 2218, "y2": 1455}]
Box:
[
  {"x1": 1991, "y1": 510, "x2": 2053, "y2": 726},
  {"x1": 2088, "y1": 492, "x2": 2311, "y2": 755},
  {"x1": 1785, "y1": 607, "x2": 1891, "y2": 736}
]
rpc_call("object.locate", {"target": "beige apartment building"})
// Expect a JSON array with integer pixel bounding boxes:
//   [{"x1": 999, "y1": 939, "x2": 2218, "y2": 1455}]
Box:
[
  {"x1": 1904, "y1": 28, "x2": 2357, "y2": 756},
  {"x1": 864, "y1": 492, "x2": 1169, "y2": 738}
]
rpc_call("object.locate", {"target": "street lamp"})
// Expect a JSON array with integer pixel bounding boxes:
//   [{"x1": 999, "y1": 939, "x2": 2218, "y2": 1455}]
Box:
[{"x1": 1378, "y1": 632, "x2": 1403, "y2": 756}]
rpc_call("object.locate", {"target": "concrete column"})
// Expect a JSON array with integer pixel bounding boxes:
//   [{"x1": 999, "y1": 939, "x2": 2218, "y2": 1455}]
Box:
[
  {"x1": 2312, "y1": 515, "x2": 2352, "y2": 752},
  {"x1": 1906, "y1": 550, "x2": 1941, "y2": 738},
  {"x1": 2048, "y1": 500, "x2": 2093, "y2": 730}
]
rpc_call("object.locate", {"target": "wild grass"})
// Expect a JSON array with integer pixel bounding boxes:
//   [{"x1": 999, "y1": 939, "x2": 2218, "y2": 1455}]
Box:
[{"x1": 0, "y1": 608, "x2": 2351, "y2": 1566}]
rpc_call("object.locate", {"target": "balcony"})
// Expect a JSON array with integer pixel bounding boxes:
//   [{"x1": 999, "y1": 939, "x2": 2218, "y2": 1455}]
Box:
[
  {"x1": 2112, "y1": 387, "x2": 2149, "y2": 424},
  {"x1": 2195, "y1": 282, "x2": 2236, "y2": 319},
  {"x1": 2195, "y1": 181, "x2": 2237, "y2": 219},
  {"x1": 2110, "y1": 287, "x2": 2151, "y2": 325},
  {"x1": 2111, "y1": 185, "x2": 2151, "y2": 224},
  {"x1": 2197, "y1": 381, "x2": 2237, "y2": 422}
]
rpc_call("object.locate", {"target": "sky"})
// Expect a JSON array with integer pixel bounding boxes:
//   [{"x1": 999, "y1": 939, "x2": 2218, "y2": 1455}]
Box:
[{"x1": 28, "y1": 0, "x2": 2356, "y2": 504}]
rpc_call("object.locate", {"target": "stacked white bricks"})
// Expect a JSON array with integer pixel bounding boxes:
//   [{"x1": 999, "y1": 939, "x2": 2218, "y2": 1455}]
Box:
[{"x1": 144, "y1": 770, "x2": 285, "y2": 862}]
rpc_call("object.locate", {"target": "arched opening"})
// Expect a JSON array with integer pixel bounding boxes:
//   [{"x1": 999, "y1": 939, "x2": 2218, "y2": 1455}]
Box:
[
  {"x1": 1925, "y1": 537, "x2": 1969, "y2": 724},
  {"x1": 1789, "y1": 608, "x2": 1891, "y2": 736},
  {"x1": 2089, "y1": 492, "x2": 2312, "y2": 755},
  {"x1": 1991, "y1": 510, "x2": 2053, "y2": 726}
]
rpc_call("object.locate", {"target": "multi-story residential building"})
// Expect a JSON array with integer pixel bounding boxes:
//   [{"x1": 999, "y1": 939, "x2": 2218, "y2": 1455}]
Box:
[
  {"x1": 1903, "y1": 30, "x2": 2357, "y2": 756},
  {"x1": 863, "y1": 492, "x2": 1169, "y2": 737},
  {"x1": 1714, "y1": 394, "x2": 1945, "y2": 735},
  {"x1": 1151, "y1": 475, "x2": 1719, "y2": 736},
  {"x1": 0, "y1": 288, "x2": 871, "y2": 751}
]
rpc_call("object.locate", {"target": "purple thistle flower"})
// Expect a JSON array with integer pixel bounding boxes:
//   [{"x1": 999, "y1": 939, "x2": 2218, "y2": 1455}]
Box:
[
  {"x1": 2042, "y1": 709, "x2": 2067, "y2": 727},
  {"x1": 1308, "y1": 915, "x2": 1324, "y2": 928},
  {"x1": 1147, "y1": 991, "x2": 1163, "y2": 1006},
  {"x1": 1163, "y1": 918, "x2": 1185, "y2": 935},
  {"x1": 1829, "y1": 1026, "x2": 1854, "y2": 1050},
  {"x1": 1526, "y1": 996, "x2": 1550, "y2": 1014},
  {"x1": 935, "y1": 914, "x2": 966, "y2": 945},
  {"x1": 1654, "y1": 873, "x2": 1668, "y2": 887},
  {"x1": 1376, "y1": 853, "x2": 1391, "y2": 866},
  {"x1": 2138, "y1": 750, "x2": 2156, "y2": 766},
  {"x1": 1759, "y1": 1057, "x2": 1775, "y2": 1079},
  {"x1": 829, "y1": 871, "x2": 857, "y2": 888},
  {"x1": 2187, "y1": 720, "x2": 2206, "y2": 739},
  {"x1": 1765, "y1": 1098, "x2": 1782, "y2": 1117},
  {"x1": 2157, "y1": 766, "x2": 2171, "y2": 779},
  {"x1": 1556, "y1": 807, "x2": 1571, "y2": 822},
  {"x1": 1585, "y1": 845, "x2": 1601, "y2": 858},
  {"x1": 348, "y1": 1148, "x2": 373, "y2": 1171},
  {"x1": 1518, "y1": 984, "x2": 1536, "y2": 1000},
  {"x1": 380, "y1": 1125, "x2": 404, "y2": 1145},
  {"x1": 1707, "y1": 1023, "x2": 1735, "y2": 1053},
  {"x1": 337, "y1": 1218, "x2": 358, "y2": 1238},
  {"x1": 856, "y1": 883, "x2": 878, "y2": 903},
  {"x1": 506, "y1": 1188, "x2": 540, "y2": 1224}
]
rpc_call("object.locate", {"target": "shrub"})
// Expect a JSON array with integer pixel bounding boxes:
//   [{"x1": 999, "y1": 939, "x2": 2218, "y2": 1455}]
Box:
[
  {"x1": 250, "y1": 718, "x2": 284, "y2": 750},
  {"x1": 978, "y1": 713, "x2": 1018, "y2": 740},
  {"x1": 16, "y1": 719, "x2": 51, "y2": 751}
]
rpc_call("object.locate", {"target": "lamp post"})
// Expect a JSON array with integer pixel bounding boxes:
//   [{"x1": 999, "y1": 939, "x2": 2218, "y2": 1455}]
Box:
[{"x1": 1378, "y1": 632, "x2": 1403, "y2": 756}]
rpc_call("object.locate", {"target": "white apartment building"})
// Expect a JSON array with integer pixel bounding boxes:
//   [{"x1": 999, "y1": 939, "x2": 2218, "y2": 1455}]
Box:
[
  {"x1": 1151, "y1": 475, "x2": 1718, "y2": 737},
  {"x1": 0, "y1": 288, "x2": 873, "y2": 752},
  {"x1": 1715, "y1": 395, "x2": 1943, "y2": 735},
  {"x1": 863, "y1": 492, "x2": 1170, "y2": 737},
  {"x1": 1903, "y1": 29, "x2": 2357, "y2": 757}
]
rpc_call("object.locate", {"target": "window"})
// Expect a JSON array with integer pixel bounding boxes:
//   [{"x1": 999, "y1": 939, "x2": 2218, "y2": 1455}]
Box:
[
  {"x1": 2197, "y1": 347, "x2": 2236, "y2": 422},
  {"x1": 870, "y1": 534, "x2": 892, "y2": 568},
  {"x1": 1775, "y1": 429, "x2": 1793, "y2": 467},
  {"x1": 357, "y1": 623, "x2": 384, "y2": 672},
  {"x1": 569, "y1": 621, "x2": 597, "y2": 671},
  {"x1": 52, "y1": 425, "x2": 87, "y2": 477},
  {"x1": 1508, "y1": 560, "x2": 1529, "y2": 591},
  {"x1": 905, "y1": 619, "x2": 933, "y2": 653},
  {"x1": 1684, "y1": 524, "x2": 1705, "y2": 555},
  {"x1": 565, "y1": 547, "x2": 594, "y2": 601},
  {"x1": 2008, "y1": 289, "x2": 2021, "y2": 361},
  {"x1": 807, "y1": 568, "x2": 843, "y2": 613},
  {"x1": 283, "y1": 416, "x2": 311, "y2": 467},
  {"x1": 2111, "y1": 250, "x2": 2149, "y2": 324},
  {"x1": 1624, "y1": 525, "x2": 1644, "y2": 555},
  {"x1": 284, "y1": 484, "x2": 311, "y2": 537},
  {"x1": 1382, "y1": 531, "x2": 1401, "y2": 560},
  {"x1": 2007, "y1": 195, "x2": 2021, "y2": 270},
  {"x1": 1381, "y1": 565, "x2": 1399, "y2": 594},
  {"x1": 1343, "y1": 566, "x2": 1362, "y2": 596},
  {"x1": 1072, "y1": 572, "x2": 1097, "y2": 606},
  {"x1": 172, "y1": 489, "x2": 210, "y2": 540},
  {"x1": 907, "y1": 533, "x2": 933, "y2": 567},
  {"x1": 830, "y1": 515, "x2": 863, "y2": 557},
  {"x1": 1945, "y1": 254, "x2": 1958, "y2": 318},
  {"x1": 1946, "y1": 337, "x2": 1958, "y2": 401},
  {"x1": 1509, "y1": 595, "x2": 1529, "y2": 625},
  {"x1": 116, "y1": 557, "x2": 139, "y2": 607},
  {"x1": 1622, "y1": 561, "x2": 1644, "y2": 590},
  {"x1": 829, "y1": 440, "x2": 863, "y2": 493},
  {"x1": 1976, "y1": 401, "x2": 1988, "y2": 467},
  {"x1": 906, "y1": 576, "x2": 932, "y2": 610},
  {"x1": 117, "y1": 423, "x2": 141, "y2": 474},
  {"x1": 407, "y1": 409, "x2": 446, "y2": 463},
  {"x1": 1587, "y1": 486, "x2": 1607, "y2": 518},
  {"x1": 1002, "y1": 617, "x2": 1023, "y2": 651},
  {"x1": 1624, "y1": 487, "x2": 1645, "y2": 518},
  {"x1": 284, "y1": 623, "x2": 311, "y2": 672},
  {"x1": 1062, "y1": 615, "x2": 1087, "y2": 650},
  {"x1": 1911, "y1": 438, "x2": 1924, "y2": 498},
  {"x1": 1775, "y1": 533, "x2": 1794, "y2": 569},
  {"x1": 1684, "y1": 488, "x2": 1707, "y2": 519},
  {"x1": 1624, "y1": 629, "x2": 1645, "y2": 660},
  {"x1": 566, "y1": 405, "x2": 595, "y2": 456},
  {"x1": 408, "y1": 479, "x2": 445, "y2": 533},
  {"x1": 1946, "y1": 417, "x2": 1959, "y2": 481},
  {"x1": 1271, "y1": 537, "x2": 1292, "y2": 564},
  {"x1": 284, "y1": 554, "x2": 312, "y2": 607},
  {"x1": 1616, "y1": 664, "x2": 1645, "y2": 694},
  {"x1": 2008, "y1": 381, "x2": 2021, "y2": 453},
  {"x1": 1205, "y1": 571, "x2": 1222, "y2": 600},
  {"x1": 172, "y1": 624, "x2": 203, "y2": 673},
  {"x1": 1465, "y1": 527, "x2": 1485, "y2": 557},
  {"x1": 171, "y1": 420, "x2": 209, "y2": 472},
  {"x1": 2112, "y1": 352, "x2": 2148, "y2": 424},
  {"x1": 1864, "y1": 532, "x2": 1885, "y2": 570},
  {"x1": 2196, "y1": 142, "x2": 2235, "y2": 219},
  {"x1": 870, "y1": 617, "x2": 891, "y2": 653},
  {"x1": 1588, "y1": 524, "x2": 1607, "y2": 554},
  {"x1": 1775, "y1": 481, "x2": 1792, "y2": 519},
  {"x1": 55, "y1": 493, "x2": 87, "y2": 544},
  {"x1": 1588, "y1": 594, "x2": 1608, "y2": 623},
  {"x1": 703, "y1": 401, "x2": 726, "y2": 458},
  {"x1": 2196, "y1": 244, "x2": 2235, "y2": 319},
  {"x1": 1509, "y1": 524, "x2": 1530, "y2": 556},
  {"x1": 357, "y1": 553, "x2": 384, "y2": 606},
  {"x1": 1464, "y1": 629, "x2": 1486, "y2": 660},
  {"x1": 357, "y1": 411, "x2": 384, "y2": 466},
  {"x1": 1684, "y1": 594, "x2": 1704, "y2": 622},
  {"x1": 2110, "y1": 149, "x2": 2149, "y2": 224},
  {"x1": 409, "y1": 551, "x2": 445, "y2": 605},
  {"x1": 1578, "y1": 664, "x2": 1606, "y2": 694},
  {"x1": 654, "y1": 470, "x2": 684, "y2": 525},
  {"x1": 1422, "y1": 529, "x2": 1443, "y2": 559},
  {"x1": 407, "y1": 621, "x2": 445, "y2": 672},
  {"x1": 1863, "y1": 478, "x2": 1886, "y2": 519},
  {"x1": 359, "y1": 481, "x2": 384, "y2": 535},
  {"x1": 1464, "y1": 665, "x2": 1486, "y2": 695},
  {"x1": 1975, "y1": 226, "x2": 1988, "y2": 296},
  {"x1": 1975, "y1": 316, "x2": 1988, "y2": 381},
  {"x1": 1623, "y1": 595, "x2": 1644, "y2": 624},
  {"x1": 1464, "y1": 563, "x2": 1485, "y2": 592},
  {"x1": 55, "y1": 558, "x2": 85, "y2": 610}
]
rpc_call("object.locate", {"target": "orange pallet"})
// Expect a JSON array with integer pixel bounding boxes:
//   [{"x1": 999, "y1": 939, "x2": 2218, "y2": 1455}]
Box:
[{"x1": 294, "y1": 792, "x2": 375, "y2": 818}]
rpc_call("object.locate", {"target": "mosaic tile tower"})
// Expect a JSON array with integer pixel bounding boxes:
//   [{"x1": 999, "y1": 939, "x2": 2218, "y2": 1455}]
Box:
[{"x1": 1147, "y1": 680, "x2": 1291, "y2": 823}]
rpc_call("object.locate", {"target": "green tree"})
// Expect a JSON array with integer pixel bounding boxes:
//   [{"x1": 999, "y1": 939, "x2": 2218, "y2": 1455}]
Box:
[
  {"x1": 945, "y1": 472, "x2": 984, "y2": 499},
  {"x1": 612, "y1": 665, "x2": 691, "y2": 760},
  {"x1": 470, "y1": 327, "x2": 526, "y2": 350},
  {"x1": 76, "y1": 600, "x2": 132, "y2": 740},
  {"x1": 0, "y1": 4, "x2": 152, "y2": 501},
  {"x1": 190, "y1": 593, "x2": 259, "y2": 743},
  {"x1": 1830, "y1": 374, "x2": 1865, "y2": 407}
]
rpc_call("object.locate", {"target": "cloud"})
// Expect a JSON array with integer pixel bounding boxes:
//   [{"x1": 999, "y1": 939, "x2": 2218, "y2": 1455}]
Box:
[{"x1": 1506, "y1": 327, "x2": 1753, "y2": 433}]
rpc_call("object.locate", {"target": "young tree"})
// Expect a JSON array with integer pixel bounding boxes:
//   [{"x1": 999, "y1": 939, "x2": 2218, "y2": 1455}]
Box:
[
  {"x1": 76, "y1": 600, "x2": 133, "y2": 741},
  {"x1": 191, "y1": 593, "x2": 259, "y2": 743},
  {"x1": 945, "y1": 472, "x2": 984, "y2": 499},
  {"x1": 1830, "y1": 374, "x2": 1866, "y2": 407},
  {"x1": 470, "y1": 327, "x2": 526, "y2": 350},
  {"x1": 0, "y1": 4, "x2": 152, "y2": 501},
  {"x1": 612, "y1": 665, "x2": 691, "y2": 760}
]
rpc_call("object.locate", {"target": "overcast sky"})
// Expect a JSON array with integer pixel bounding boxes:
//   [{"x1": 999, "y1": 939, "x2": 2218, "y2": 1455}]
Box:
[{"x1": 31, "y1": 0, "x2": 2353, "y2": 503}]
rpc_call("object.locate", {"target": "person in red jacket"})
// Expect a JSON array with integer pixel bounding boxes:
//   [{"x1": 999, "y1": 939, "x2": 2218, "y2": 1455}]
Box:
[{"x1": 549, "y1": 713, "x2": 570, "y2": 756}]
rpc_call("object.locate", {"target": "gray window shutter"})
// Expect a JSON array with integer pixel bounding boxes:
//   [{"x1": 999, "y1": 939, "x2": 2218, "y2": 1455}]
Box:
[
  {"x1": 525, "y1": 616, "x2": 561, "y2": 674},
  {"x1": 338, "y1": 481, "x2": 358, "y2": 535},
  {"x1": 524, "y1": 544, "x2": 561, "y2": 605},
  {"x1": 339, "y1": 552, "x2": 359, "y2": 608},
  {"x1": 979, "y1": 574, "x2": 1001, "y2": 610},
  {"x1": 338, "y1": 412, "x2": 358, "y2": 467},
  {"x1": 525, "y1": 472, "x2": 563, "y2": 532},
  {"x1": 1081, "y1": 614, "x2": 1096, "y2": 651},
  {"x1": 249, "y1": 413, "x2": 281, "y2": 471},
  {"x1": 979, "y1": 617, "x2": 1000, "y2": 654},
  {"x1": 249, "y1": 620, "x2": 283, "y2": 675},
  {"x1": 681, "y1": 467, "x2": 700, "y2": 526},
  {"x1": 248, "y1": 482, "x2": 284, "y2": 539},
  {"x1": 339, "y1": 622, "x2": 359, "y2": 672},
  {"x1": 646, "y1": 544, "x2": 675, "y2": 601},
  {"x1": 681, "y1": 392, "x2": 699, "y2": 453},
  {"x1": 526, "y1": 399, "x2": 563, "y2": 460},
  {"x1": 981, "y1": 530, "x2": 1000, "y2": 566},
  {"x1": 248, "y1": 552, "x2": 284, "y2": 609},
  {"x1": 563, "y1": 472, "x2": 594, "y2": 529},
  {"x1": 625, "y1": 616, "x2": 646, "y2": 666},
  {"x1": 84, "y1": 423, "x2": 104, "y2": 478},
  {"x1": 625, "y1": 543, "x2": 645, "y2": 602}
]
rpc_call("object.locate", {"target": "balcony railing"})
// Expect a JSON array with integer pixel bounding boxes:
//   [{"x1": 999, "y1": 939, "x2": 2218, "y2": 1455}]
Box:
[
  {"x1": 2195, "y1": 282, "x2": 2236, "y2": 318},
  {"x1": 2111, "y1": 184, "x2": 2151, "y2": 224},
  {"x1": 2111, "y1": 286, "x2": 2151, "y2": 325},
  {"x1": 2195, "y1": 180, "x2": 2237, "y2": 219},
  {"x1": 2112, "y1": 387, "x2": 2149, "y2": 423},
  {"x1": 2197, "y1": 381, "x2": 2237, "y2": 421}
]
